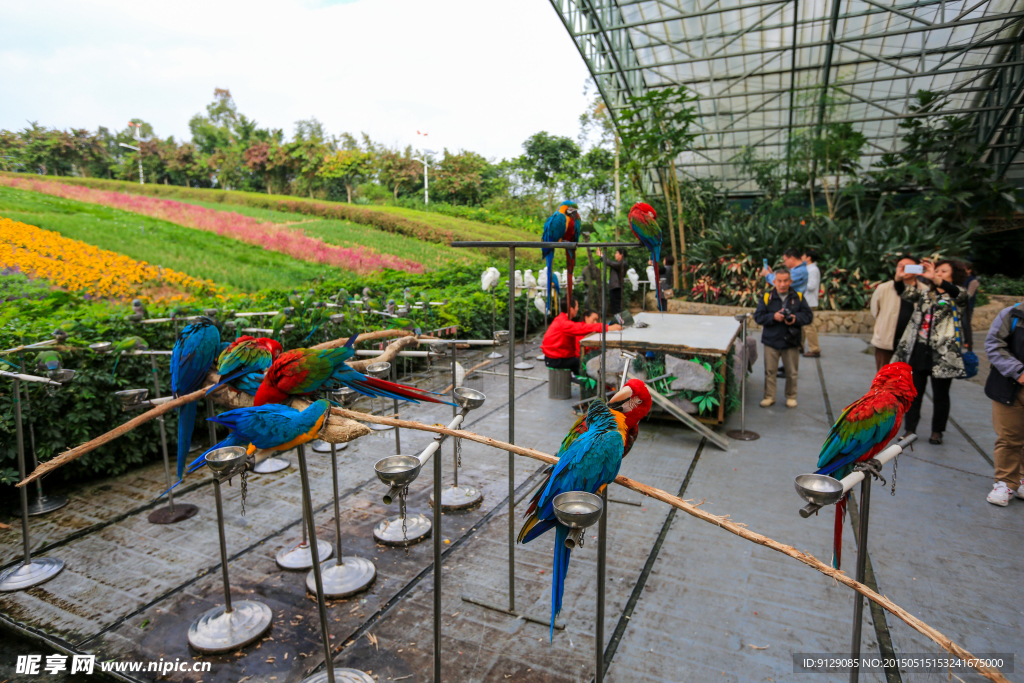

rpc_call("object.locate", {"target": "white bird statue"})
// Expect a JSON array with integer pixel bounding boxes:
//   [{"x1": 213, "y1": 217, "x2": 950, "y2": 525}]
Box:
[
  {"x1": 524, "y1": 269, "x2": 538, "y2": 298},
  {"x1": 537, "y1": 268, "x2": 548, "y2": 294},
  {"x1": 454, "y1": 361, "x2": 466, "y2": 388},
  {"x1": 514, "y1": 269, "x2": 523, "y2": 297},
  {"x1": 646, "y1": 265, "x2": 657, "y2": 288},
  {"x1": 481, "y1": 267, "x2": 500, "y2": 292},
  {"x1": 533, "y1": 293, "x2": 547, "y2": 316},
  {"x1": 627, "y1": 268, "x2": 640, "y2": 292}
]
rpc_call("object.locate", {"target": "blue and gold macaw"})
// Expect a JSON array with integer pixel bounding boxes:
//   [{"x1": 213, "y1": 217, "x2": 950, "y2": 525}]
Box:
[
  {"x1": 161, "y1": 400, "x2": 332, "y2": 494},
  {"x1": 205, "y1": 336, "x2": 282, "y2": 396},
  {"x1": 814, "y1": 362, "x2": 916, "y2": 569},
  {"x1": 517, "y1": 395, "x2": 629, "y2": 638},
  {"x1": 628, "y1": 202, "x2": 664, "y2": 311},
  {"x1": 542, "y1": 201, "x2": 580, "y2": 312},
  {"x1": 171, "y1": 317, "x2": 221, "y2": 479}
]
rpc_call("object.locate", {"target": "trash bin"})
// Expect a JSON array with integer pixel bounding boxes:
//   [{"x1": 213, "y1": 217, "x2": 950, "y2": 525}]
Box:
[{"x1": 548, "y1": 367, "x2": 572, "y2": 400}]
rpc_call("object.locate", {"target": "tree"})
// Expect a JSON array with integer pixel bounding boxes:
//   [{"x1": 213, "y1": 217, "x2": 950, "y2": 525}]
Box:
[
  {"x1": 619, "y1": 86, "x2": 700, "y2": 287},
  {"x1": 433, "y1": 150, "x2": 492, "y2": 205},
  {"x1": 318, "y1": 149, "x2": 372, "y2": 203},
  {"x1": 377, "y1": 149, "x2": 421, "y2": 199}
]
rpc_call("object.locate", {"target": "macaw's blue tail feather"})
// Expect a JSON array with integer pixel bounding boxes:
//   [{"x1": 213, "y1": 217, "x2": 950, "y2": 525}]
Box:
[
  {"x1": 159, "y1": 433, "x2": 245, "y2": 501},
  {"x1": 520, "y1": 517, "x2": 557, "y2": 545},
  {"x1": 205, "y1": 367, "x2": 251, "y2": 396},
  {"x1": 110, "y1": 354, "x2": 121, "y2": 380},
  {"x1": 545, "y1": 252, "x2": 554, "y2": 317},
  {"x1": 176, "y1": 401, "x2": 198, "y2": 480},
  {"x1": 551, "y1": 524, "x2": 571, "y2": 641},
  {"x1": 303, "y1": 325, "x2": 322, "y2": 343}
]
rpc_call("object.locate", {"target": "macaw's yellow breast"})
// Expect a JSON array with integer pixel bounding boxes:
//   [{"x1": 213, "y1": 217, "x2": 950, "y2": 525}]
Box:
[
  {"x1": 275, "y1": 412, "x2": 328, "y2": 452},
  {"x1": 611, "y1": 409, "x2": 628, "y2": 446}
]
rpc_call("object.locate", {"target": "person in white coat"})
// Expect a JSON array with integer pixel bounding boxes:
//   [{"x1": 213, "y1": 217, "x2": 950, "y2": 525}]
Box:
[{"x1": 801, "y1": 249, "x2": 822, "y2": 357}]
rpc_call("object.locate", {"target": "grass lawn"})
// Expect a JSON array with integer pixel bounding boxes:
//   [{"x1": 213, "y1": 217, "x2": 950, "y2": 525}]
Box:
[
  {"x1": 177, "y1": 198, "x2": 483, "y2": 270},
  {"x1": 0, "y1": 186, "x2": 335, "y2": 291}
]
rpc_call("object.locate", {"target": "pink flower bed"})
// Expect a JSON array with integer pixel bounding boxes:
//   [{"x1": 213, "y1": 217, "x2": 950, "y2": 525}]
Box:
[{"x1": 0, "y1": 176, "x2": 424, "y2": 275}]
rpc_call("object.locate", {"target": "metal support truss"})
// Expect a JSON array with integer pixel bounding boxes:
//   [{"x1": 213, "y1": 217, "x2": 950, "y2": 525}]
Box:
[{"x1": 975, "y1": 26, "x2": 1024, "y2": 178}]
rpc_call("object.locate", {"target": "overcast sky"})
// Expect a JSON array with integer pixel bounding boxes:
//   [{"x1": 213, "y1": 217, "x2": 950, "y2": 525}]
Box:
[{"x1": 0, "y1": 0, "x2": 594, "y2": 161}]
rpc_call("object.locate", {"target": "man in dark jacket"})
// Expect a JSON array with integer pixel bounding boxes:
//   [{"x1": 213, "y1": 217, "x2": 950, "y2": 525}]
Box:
[
  {"x1": 596, "y1": 248, "x2": 627, "y2": 316},
  {"x1": 753, "y1": 268, "x2": 813, "y2": 408},
  {"x1": 984, "y1": 303, "x2": 1024, "y2": 506}
]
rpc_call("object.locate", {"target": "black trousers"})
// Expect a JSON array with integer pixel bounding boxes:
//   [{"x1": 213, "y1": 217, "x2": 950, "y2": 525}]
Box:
[
  {"x1": 609, "y1": 288, "x2": 622, "y2": 316},
  {"x1": 545, "y1": 356, "x2": 581, "y2": 375},
  {"x1": 904, "y1": 343, "x2": 953, "y2": 434}
]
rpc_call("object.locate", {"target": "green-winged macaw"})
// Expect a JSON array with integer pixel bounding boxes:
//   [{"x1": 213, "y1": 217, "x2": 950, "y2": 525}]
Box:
[
  {"x1": 628, "y1": 202, "x2": 664, "y2": 311},
  {"x1": 815, "y1": 362, "x2": 916, "y2": 569}
]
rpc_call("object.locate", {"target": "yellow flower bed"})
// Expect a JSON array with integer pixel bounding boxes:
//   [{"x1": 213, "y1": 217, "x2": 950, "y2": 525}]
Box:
[{"x1": 0, "y1": 217, "x2": 219, "y2": 301}]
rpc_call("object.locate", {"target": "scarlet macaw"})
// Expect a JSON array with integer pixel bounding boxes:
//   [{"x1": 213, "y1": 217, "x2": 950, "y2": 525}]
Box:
[
  {"x1": 542, "y1": 201, "x2": 580, "y2": 313},
  {"x1": 205, "y1": 336, "x2": 282, "y2": 396},
  {"x1": 628, "y1": 202, "x2": 664, "y2": 311},
  {"x1": 253, "y1": 334, "x2": 454, "y2": 407},
  {"x1": 171, "y1": 317, "x2": 221, "y2": 479},
  {"x1": 815, "y1": 362, "x2": 916, "y2": 568},
  {"x1": 163, "y1": 399, "x2": 332, "y2": 492},
  {"x1": 517, "y1": 381, "x2": 651, "y2": 638}
]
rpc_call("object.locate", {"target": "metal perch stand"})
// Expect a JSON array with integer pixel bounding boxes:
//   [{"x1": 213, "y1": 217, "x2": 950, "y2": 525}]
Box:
[
  {"x1": 449, "y1": 239, "x2": 642, "y2": 620},
  {"x1": 373, "y1": 386, "x2": 487, "y2": 683},
  {"x1": 0, "y1": 370, "x2": 67, "y2": 592},
  {"x1": 187, "y1": 446, "x2": 273, "y2": 653},
  {"x1": 428, "y1": 340, "x2": 484, "y2": 511},
  {"x1": 795, "y1": 435, "x2": 916, "y2": 683},
  {"x1": 727, "y1": 313, "x2": 760, "y2": 441},
  {"x1": 18, "y1": 352, "x2": 68, "y2": 516}
]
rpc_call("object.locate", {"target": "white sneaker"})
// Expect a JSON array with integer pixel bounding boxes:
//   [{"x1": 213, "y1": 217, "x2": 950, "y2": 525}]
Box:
[{"x1": 987, "y1": 482, "x2": 1015, "y2": 507}]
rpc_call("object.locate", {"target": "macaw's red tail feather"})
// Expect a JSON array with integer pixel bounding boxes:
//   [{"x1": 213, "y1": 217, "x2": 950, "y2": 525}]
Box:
[
  {"x1": 833, "y1": 495, "x2": 847, "y2": 570},
  {"x1": 358, "y1": 376, "x2": 456, "y2": 406},
  {"x1": 652, "y1": 254, "x2": 664, "y2": 312},
  {"x1": 566, "y1": 251, "x2": 575, "y2": 308}
]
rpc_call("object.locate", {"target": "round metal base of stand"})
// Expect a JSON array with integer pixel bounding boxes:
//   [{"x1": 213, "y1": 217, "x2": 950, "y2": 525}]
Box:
[
  {"x1": 254, "y1": 457, "x2": 290, "y2": 474},
  {"x1": 26, "y1": 494, "x2": 69, "y2": 516},
  {"x1": 535, "y1": 354, "x2": 546, "y2": 361},
  {"x1": 726, "y1": 429, "x2": 761, "y2": 441},
  {"x1": 0, "y1": 558, "x2": 64, "y2": 592},
  {"x1": 276, "y1": 540, "x2": 333, "y2": 570},
  {"x1": 189, "y1": 441, "x2": 205, "y2": 453},
  {"x1": 513, "y1": 362, "x2": 534, "y2": 371},
  {"x1": 430, "y1": 484, "x2": 483, "y2": 511},
  {"x1": 187, "y1": 601, "x2": 273, "y2": 654},
  {"x1": 311, "y1": 440, "x2": 347, "y2": 453},
  {"x1": 301, "y1": 669, "x2": 375, "y2": 683},
  {"x1": 485, "y1": 352, "x2": 504, "y2": 359},
  {"x1": 148, "y1": 503, "x2": 199, "y2": 525},
  {"x1": 367, "y1": 422, "x2": 394, "y2": 432},
  {"x1": 373, "y1": 513, "x2": 431, "y2": 546},
  {"x1": 306, "y1": 556, "x2": 376, "y2": 598}
]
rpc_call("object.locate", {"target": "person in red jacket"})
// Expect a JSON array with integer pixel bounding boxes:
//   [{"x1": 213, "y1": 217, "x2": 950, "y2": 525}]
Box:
[{"x1": 542, "y1": 297, "x2": 622, "y2": 374}]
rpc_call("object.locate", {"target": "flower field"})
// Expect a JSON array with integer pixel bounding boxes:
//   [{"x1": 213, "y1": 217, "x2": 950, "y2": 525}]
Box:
[
  {"x1": 0, "y1": 176, "x2": 424, "y2": 275},
  {"x1": 0, "y1": 217, "x2": 219, "y2": 300}
]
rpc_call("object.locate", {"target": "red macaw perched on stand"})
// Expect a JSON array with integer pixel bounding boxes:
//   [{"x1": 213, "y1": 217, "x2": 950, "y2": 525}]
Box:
[
  {"x1": 814, "y1": 362, "x2": 916, "y2": 569},
  {"x1": 171, "y1": 317, "x2": 220, "y2": 479},
  {"x1": 628, "y1": 202, "x2": 664, "y2": 311},
  {"x1": 253, "y1": 334, "x2": 454, "y2": 407},
  {"x1": 205, "y1": 336, "x2": 283, "y2": 396},
  {"x1": 517, "y1": 381, "x2": 649, "y2": 638},
  {"x1": 542, "y1": 200, "x2": 580, "y2": 312}
]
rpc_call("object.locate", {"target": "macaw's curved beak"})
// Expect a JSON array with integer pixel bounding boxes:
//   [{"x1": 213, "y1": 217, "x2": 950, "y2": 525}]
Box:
[{"x1": 608, "y1": 385, "x2": 634, "y2": 410}]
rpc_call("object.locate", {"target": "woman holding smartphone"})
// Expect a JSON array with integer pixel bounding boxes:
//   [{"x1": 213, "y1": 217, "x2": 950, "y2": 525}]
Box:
[{"x1": 893, "y1": 259, "x2": 969, "y2": 444}]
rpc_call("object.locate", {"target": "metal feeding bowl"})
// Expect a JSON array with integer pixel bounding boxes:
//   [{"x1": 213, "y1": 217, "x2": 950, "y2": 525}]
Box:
[
  {"x1": 204, "y1": 308, "x2": 218, "y2": 317},
  {"x1": 331, "y1": 387, "x2": 358, "y2": 405},
  {"x1": 114, "y1": 388, "x2": 149, "y2": 408},
  {"x1": 427, "y1": 341, "x2": 449, "y2": 356},
  {"x1": 329, "y1": 314, "x2": 345, "y2": 324},
  {"x1": 795, "y1": 473, "x2": 844, "y2": 507},
  {"x1": 89, "y1": 342, "x2": 112, "y2": 354},
  {"x1": 553, "y1": 491, "x2": 604, "y2": 530},
  {"x1": 282, "y1": 324, "x2": 296, "y2": 333},
  {"x1": 205, "y1": 446, "x2": 248, "y2": 480},
  {"x1": 366, "y1": 361, "x2": 391, "y2": 379},
  {"x1": 375, "y1": 455, "x2": 423, "y2": 503},
  {"x1": 48, "y1": 369, "x2": 76, "y2": 384},
  {"x1": 493, "y1": 330, "x2": 510, "y2": 345},
  {"x1": 453, "y1": 387, "x2": 486, "y2": 411}
]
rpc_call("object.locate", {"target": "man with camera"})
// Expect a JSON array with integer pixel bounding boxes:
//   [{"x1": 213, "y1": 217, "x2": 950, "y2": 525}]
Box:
[{"x1": 753, "y1": 268, "x2": 813, "y2": 408}]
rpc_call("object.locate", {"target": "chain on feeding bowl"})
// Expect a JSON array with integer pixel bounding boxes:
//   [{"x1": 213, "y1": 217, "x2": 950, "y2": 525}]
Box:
[
  {"x1": 456, "y1": 436, "x2": 462, "y2": 468},
  {"x1": 890, "y1": 454, "x2": 898, "y2": 496}
]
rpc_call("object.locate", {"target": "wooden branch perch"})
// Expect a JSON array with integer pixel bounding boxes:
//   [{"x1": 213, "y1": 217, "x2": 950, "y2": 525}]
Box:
[
  {"x1": 332, "y1": 408, "x2": 1009, "y2": 683},
  {"x1": 17, "y1": 331, "x2": 412, "y2": 487}
]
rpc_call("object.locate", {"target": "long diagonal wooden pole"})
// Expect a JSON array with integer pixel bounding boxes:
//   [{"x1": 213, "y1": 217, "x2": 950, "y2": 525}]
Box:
[{"x1": 328, "y1": 408, "x2": 1010, "y2": 683}]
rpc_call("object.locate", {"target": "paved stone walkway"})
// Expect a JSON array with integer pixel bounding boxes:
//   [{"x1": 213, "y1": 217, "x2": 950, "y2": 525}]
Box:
[{"x1": 1, "y1": 332, "x2": 1018, "y2": 683}]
